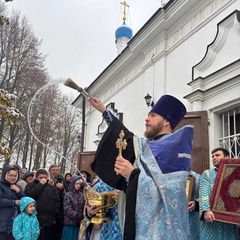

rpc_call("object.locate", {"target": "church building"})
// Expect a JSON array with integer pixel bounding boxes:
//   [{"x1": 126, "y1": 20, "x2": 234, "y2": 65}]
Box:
[{"x1": 73, "y1": 0, "x2": 240, "y2": 174}]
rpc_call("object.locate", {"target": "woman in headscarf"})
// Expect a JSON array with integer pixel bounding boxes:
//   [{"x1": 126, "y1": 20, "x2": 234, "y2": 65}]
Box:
[
  {"x1": 0, "y1": 165, "x2": 25, "y2": 240},
  {"x1": 62, "y1": 175, "x2": 85, "y2": 240}
]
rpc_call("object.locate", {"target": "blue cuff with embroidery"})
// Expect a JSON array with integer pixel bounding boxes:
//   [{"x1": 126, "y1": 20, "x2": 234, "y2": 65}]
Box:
[{"x1": 102, "y1": 109, "x2": 115, "y2": 125}]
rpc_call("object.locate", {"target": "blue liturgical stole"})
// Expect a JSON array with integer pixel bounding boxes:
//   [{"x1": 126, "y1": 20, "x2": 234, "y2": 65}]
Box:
[{"x1": 147, "y1": 125, "x2": 193, "y2": 174}]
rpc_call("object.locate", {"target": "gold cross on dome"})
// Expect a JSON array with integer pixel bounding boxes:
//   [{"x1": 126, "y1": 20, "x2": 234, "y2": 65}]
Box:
[
  {"x1": 116, "y1": 130, "x2": 127, "y2": 157},
  {"x1": 120, "y1": 1, "x2": 129, "y2": 21}
]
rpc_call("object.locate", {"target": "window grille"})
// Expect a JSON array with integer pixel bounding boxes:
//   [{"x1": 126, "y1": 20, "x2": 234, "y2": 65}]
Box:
[{"x1": 219, "y1": 107, "x2": 240, "y2": 158}]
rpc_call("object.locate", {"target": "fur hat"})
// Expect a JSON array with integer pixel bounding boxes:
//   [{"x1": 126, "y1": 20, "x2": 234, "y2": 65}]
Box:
[{"x1": 149, "y1": 95, "x2": 186, "y2": 130}]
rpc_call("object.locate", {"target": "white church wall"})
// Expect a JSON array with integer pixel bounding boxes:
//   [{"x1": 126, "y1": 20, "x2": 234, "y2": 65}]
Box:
[{"x1": 76, "y1": 0, "x2": 240, "y2": 163}]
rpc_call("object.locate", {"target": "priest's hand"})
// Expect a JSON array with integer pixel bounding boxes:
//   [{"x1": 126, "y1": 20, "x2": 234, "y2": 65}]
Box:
[
  {"x1": 204, "y1": 210, "x2": 215, "y2": 222},
  {"x1": 115, "y1": 156, "x2": 134, "y2": 178},
  {"x1": 88, "y1": 97, "x2": 106, "y2": 113}
]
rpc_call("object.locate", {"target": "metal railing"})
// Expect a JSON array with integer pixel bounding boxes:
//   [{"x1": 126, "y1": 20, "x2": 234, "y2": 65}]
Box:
[{"x1": 219, "y1": 107, "x2": 240, "y2": 158}]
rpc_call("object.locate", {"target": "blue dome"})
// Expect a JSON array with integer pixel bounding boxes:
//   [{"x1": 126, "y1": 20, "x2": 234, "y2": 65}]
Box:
[{"x1": 115, "y1": 22, "x2": 133, "y2": 40}]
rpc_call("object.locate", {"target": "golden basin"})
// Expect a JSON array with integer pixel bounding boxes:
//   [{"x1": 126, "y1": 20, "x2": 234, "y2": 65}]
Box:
[{"x1": 85, "y1": 190, "x2": 117, "y2": 224}]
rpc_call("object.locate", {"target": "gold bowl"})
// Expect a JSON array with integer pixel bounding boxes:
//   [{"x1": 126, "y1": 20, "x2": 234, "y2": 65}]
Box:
[{"x1": 85, "y1": 190, "x2": 117, "y2": 224}]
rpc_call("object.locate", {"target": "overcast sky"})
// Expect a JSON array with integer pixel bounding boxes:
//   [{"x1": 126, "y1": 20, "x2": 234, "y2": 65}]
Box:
[{"x1": 7, "y1": 0, "x2": 162, "y2": 89}]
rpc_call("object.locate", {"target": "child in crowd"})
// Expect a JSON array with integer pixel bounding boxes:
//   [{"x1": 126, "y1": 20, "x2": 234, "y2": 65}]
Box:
[
  {"x1": 12, "y1": 197, "x2": 40, "y2": 240},
  {"x1": 61, "y1": 176, "x2": 85, "y2": 240}
]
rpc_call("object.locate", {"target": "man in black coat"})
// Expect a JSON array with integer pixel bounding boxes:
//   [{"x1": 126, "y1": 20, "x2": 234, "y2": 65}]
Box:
[{"x1": 25, "y1": 168, "x2": 60, "y2": 240}]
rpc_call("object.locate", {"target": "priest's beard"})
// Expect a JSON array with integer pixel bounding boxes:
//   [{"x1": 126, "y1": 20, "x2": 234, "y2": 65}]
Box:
[{"x1": 144, "y1": 121, "x2": 164, "y2": 139}]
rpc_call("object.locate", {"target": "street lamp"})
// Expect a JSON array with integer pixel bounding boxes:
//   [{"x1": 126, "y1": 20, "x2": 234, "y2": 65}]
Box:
[{"x1": 144, "y1": 93, "x2": 154, "y2": 107}]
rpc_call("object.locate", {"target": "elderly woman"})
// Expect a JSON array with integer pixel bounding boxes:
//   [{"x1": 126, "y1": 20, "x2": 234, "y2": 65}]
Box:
[{"x1": 0, "y1": 165, "x2": 25, "y2": 240}]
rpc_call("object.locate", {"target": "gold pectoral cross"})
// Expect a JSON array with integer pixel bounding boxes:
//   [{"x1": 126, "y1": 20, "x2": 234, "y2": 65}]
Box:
[{"x1": 116, "y1": 130, "x2": 127, "y2": 157}]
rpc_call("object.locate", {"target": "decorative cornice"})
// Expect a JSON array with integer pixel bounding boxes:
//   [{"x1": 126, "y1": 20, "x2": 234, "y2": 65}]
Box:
[
  {"x1": 142, "y1": 0, "x2": 233, "y2": 66},
  {"x1": 185, "y1": 74, "x2": 240, "y2": 103},
  {"x1": 192, "y1": 10, "x2": 240, "y2": 80},
  {"x1": 184, "y1": 90, "x2": 204, "y2": 103}
]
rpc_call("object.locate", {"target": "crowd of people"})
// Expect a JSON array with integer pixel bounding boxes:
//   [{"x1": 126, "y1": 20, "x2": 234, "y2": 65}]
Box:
[
  {"x1": 0, "y1": 94, "x2": 239, "y2": 240},
  {"x1": 0, "y1": 163, "x2": 122, "y2": 240}
]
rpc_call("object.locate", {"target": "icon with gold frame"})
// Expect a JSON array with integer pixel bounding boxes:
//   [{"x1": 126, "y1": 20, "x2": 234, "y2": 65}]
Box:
[{"x1": 210, "y1": 159, "x2": 240, "y2": 225}]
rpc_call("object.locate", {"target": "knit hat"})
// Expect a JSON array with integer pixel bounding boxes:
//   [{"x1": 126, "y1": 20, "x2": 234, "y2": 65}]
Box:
[
  {"x1": 22, "y1": 171, "x2": 34, "y2": 181},
  {"x1": 149, "y1": 95, "x2": 186, "y2": 130},
  {"x1": 21, "y1": 167, "x2": 28, "y2": 174}
]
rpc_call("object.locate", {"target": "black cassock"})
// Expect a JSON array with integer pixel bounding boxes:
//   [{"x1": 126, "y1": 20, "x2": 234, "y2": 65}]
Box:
[{"x1": 91, "y1": 117, "x2": 140, "y2": 240}]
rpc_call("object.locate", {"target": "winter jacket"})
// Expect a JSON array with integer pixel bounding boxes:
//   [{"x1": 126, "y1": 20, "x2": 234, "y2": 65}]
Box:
[
  {"x1": 25, "y1": 176, "x2": 60, "y2": 227},
  {"x1": 12, "y1": 196, "x2": 40, "y2": 240},
  {"x1": 63, "y1": 176, "x2": 85, "y2": 226},
  {"x1": 0, "y1": 165, "x2": 25, "y2": 233}
]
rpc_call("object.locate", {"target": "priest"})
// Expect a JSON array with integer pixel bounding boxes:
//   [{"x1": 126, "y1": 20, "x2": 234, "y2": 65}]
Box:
[{"x1": 89, "y1": 95, "x2": 194, "y2": 240}]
